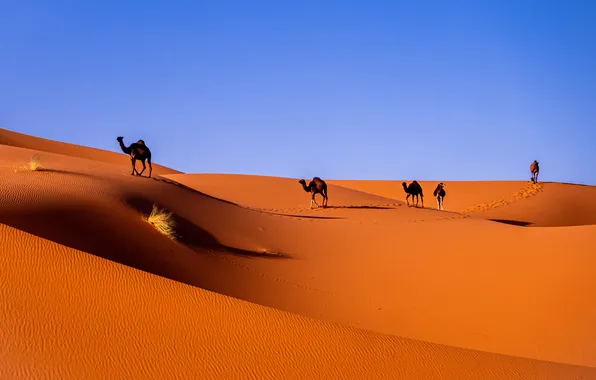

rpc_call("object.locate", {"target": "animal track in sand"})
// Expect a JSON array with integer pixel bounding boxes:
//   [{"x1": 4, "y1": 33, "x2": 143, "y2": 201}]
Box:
[
  {"x1": 254, "y1": 203, "x2": 402, "y2": 216},
  {"x1": 461, "y1": 183, "x2": 544, "y2": 214},
  {"x1": 407, "y1": 214, "x2": 470, "y2": 223}
]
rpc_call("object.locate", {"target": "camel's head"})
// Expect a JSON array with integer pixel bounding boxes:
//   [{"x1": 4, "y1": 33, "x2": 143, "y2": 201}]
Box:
[
  {"x1": 438, "y1": 182, "x2": 445, "y2": 188},
  {"x1": 116, "y1": 136, "x2": 124, "y2": 142},
  {"x1": 298, "y1": 179, "x2": 306, "y2": 186},
  {"x1": 402, "y1": 181, "x2": 408, "y2": 190}
]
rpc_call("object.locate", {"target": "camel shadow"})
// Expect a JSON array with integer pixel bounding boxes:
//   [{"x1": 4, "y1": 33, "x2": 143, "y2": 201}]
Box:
[
  {"x1": 488, "y1": 219, "x2": 533, "y2": 227},
  {"x1": 256, "y1": 210, "x2": 345, "y2": 220},
  {"x1": 322, "y1": 205, "x2": 398, "y2": 210}
]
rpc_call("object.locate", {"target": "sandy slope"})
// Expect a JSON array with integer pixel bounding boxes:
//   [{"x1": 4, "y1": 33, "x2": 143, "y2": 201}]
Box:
[
  {"x1": 334, "y1": 180, "x2": 596, "y2": 226},
  {"x1": 164, "y1": 173, "x2": 403, "y2": 211},
  {"x1": 158, "y1": 173, "x2": 596, "y2": 367},
  {"x1": 3, "y1": 223, "x2": 595, "y2": 380},
  {"x1": 332, "y1": 180, "x2": 532, "y2": 213},
  {"x1": 1, "y1": 131, "x2": 596, "y2": 378},
  {"x1": 0, "y1": 127, "x2": 181, "y2": 175}
]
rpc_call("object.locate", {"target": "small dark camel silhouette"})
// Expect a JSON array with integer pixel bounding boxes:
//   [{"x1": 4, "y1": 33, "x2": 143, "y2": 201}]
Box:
[
  {"x1": 116, "y1": 136, "x2": 153, "y2": 178},
  {"x1": 530, "y1": 160, "x2": 539, "y2": 184},
  {"x1": 402, "y1": 181, "x2": 424, "y2": 208},
  {"x1": 433, "y1": 182, "x2": 446, "y2": 210},
  {"x1": 298, "y1": 177, "x2": 328, "y2": 209}
]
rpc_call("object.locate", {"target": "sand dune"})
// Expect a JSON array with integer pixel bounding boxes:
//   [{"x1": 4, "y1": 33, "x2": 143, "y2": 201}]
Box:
[
  {"x1": 1, "y1": 131, "x2": 596, "y2": 379},
  {"x1": 0, "y1": 127, "x2": 181, "y2": 176},
  {"x1": 332, "y1": 180, "x2": 534, "y2": 213},
  {"x1": 164, "y1": 173, "x2": 403, "y2": 211},
  {"x1": 3, "y1": 223, "x2": 595, "y2": 379},
  {"x1": 334, "y1": 179, "x2": 596, "y2": 227}
]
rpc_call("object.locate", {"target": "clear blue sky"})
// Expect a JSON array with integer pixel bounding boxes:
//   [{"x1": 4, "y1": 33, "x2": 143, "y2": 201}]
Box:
[{"x1": 2, "y1": 1, "x2": 595, "y2": 184}]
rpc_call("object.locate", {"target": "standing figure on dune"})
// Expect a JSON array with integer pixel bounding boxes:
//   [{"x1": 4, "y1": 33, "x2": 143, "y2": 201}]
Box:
[
  {"x1": 402, "y1": 181, "x2": 424, "y2": 208},
  {"x1": 116, "y1": 136, "x2": 153, "y2": 178},
  {"x1": 298, "y1": 177, "x2": 328, "y2": 209},
  {"x1": 530, "y1": 160, "x2": 539, "y2": 184},
  {"x1": 433, "y1": 182, "x2": 446, "y2": 210}
]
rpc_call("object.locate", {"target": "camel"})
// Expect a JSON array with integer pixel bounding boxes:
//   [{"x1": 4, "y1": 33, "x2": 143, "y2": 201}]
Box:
[
  {"x1": 298, "y1": 177, "x2": 328, "y2": 209},
  {"x1": 530, "y1": 160, "x2": 539, "y2": 184},
  {"x1": 402, "y1": 181, "x2": 424, "y2": 208},
  {"x1": 433, "y1": 182, "x2": 446, "y2": 210},
  {"x1": 116, "y1": 136, "x2": 153, "y2": 178}
]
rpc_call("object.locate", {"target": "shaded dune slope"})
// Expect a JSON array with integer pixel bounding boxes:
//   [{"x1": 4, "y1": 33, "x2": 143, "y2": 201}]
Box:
[{"x1": 0, "y1": 127, "x2": 181, "y2": 175}]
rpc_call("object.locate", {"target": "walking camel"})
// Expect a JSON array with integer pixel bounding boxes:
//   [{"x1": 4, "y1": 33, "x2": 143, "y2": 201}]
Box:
[
  {"x1": 433, "y1": 182, "x2": 446, "y2": 210},
  {"x1": 298, "y1": 177, "x2": 328, "y2": 209},
  {"x1": 402, "y1": 181, "x2": 424, "y2": 208},
  {"x1": 530, "y1": 160, "x2": 539, "y2": 184},
  {"x1": 116, "y1": 136, "x2": 153, "y2": 178}
]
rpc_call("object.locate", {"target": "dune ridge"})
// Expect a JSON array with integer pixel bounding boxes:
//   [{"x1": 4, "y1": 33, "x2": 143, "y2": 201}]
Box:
[
  {"x1": 1, "y1": 130, "x2": 596, "y2": 378},
  {"x1": 0, "y1": 127, "x2": 181, "y2": 175}
]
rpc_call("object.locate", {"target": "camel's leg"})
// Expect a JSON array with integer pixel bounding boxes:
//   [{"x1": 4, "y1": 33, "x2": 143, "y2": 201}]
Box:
[
  {"x1": 138, "y1": 159, "x2": 146, "y2": 176},
  {"x1": 147, "y1": 156, "x2": 153, "y2": 178},
  {"x1": 312, "y1": 192, "x2": 319, "y2": 207},
  {"x1": 321, "y1": 191, "x2": 327, "y2": 208},
  {"x1": 310, "y1": 198, "x2": 319, "y2": 209},
  {"x1": 405, "y1": 193, "x2": 410, "y2": 206},
  {"x1": 421, "y1": 195, "x2": 424, "y2": 208},
  {"x1": 437, "y1": 197, "x2": 440, "y2": 210},
  {"x1": 131, "y1": 157, "x2": 138, "y2": 175}
]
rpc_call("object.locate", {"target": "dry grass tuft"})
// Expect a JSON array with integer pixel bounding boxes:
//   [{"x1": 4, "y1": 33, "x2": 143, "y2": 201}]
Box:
[
  {"x1": 14, "y1": 155, "x2": 43, "y2": 172},
  {"x1": 146, "y1": 204, "x2": 177, "y2": 240}
]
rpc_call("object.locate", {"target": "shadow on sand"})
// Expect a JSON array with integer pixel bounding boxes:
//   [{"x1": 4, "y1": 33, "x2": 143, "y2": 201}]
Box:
[
  {"x1": 0, "y1": 195, "x2": 287, "y2": 291},
  {"x1": 325, "y1": 205, "x2": 397, "y2": 210},
  {"x1": 126, "y1": 196, "x2": 289, "y2": 260},
  {"x1": 488, "y1": 218, "x2": 533, "y2": 227}
]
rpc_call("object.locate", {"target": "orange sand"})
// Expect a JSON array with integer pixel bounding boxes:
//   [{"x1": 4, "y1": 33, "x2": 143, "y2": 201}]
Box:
[{"x1": 1, "y1": 128, "x2": 595, "y2": 379}]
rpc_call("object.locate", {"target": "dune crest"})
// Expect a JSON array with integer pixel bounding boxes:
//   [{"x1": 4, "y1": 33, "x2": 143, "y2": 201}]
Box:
[{"x1": 461, "y1": 182, "x2": 544, "y2": 213}]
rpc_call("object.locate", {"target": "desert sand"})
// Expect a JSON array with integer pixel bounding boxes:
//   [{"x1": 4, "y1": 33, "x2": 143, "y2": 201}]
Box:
[{"x1": 1, "y1": 127, "x2": 595, "y2": 379}]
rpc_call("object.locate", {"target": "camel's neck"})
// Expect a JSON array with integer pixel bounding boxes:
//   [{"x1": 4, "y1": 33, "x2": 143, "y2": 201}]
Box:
[
  {"x1": 301, "y1": 183, "x2": 311, "y2": 193},
  {"x1": 118, "y1": 140, "x2": 131, "y2": 154}
]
